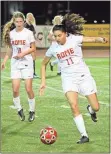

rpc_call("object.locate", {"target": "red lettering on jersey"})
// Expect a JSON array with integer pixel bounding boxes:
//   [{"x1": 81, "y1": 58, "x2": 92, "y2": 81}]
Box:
[
  {"x1": 57, "y1": 48, "x2": 74, "y2": 59},
  {"x1": 70, "y1": 48, "x2": 74, "y2": 54},
  {"x1": 57, "y1": 54, "x2": 61, "y2": 59},
  {"x1": 23, "y1": 40, "x2": 25, "y2": 45},
  {"x1": 11, "y1": 40, "x2": 26, "y2": 45}
]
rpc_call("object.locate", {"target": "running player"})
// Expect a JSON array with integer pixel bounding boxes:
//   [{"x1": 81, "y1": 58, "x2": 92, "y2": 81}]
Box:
[
  {"x1": 25, "y1": 12, "x2": 39, "y2": 78},
  {"x1": 1, "y1": 11, "x2": 36, "y2": 122},
  {"x1": 39, "y1": 13, "x2": 108, "y2": 143},
  {"x1": 48, "y1": 15, "x2": 63, "y2": 75}
]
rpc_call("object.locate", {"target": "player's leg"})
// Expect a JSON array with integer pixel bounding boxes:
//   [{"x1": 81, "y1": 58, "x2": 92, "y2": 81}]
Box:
[
  {"x1": 33, "y1": 60, "x2": 36, "y2": 76},
  {"x1": 49, "y1": 59, "x2": 58, "y2": 71},
  {"x1": 57, "y1": 63, "x2": 61, "y2": 75},
  {"x1": 65, "y1": 91, "x2": 89, "y2": 144},
  {"x1": 80, "y1": 74, "x2": 99, "y2": 122},
  {"x1": 12, "y1": 79, "x2": 25, "y2": 121},
  {"x1": 24, "y1": 78, "x2": 35, "y2": 122},
  {"x1": 11, "y1": 69, "x2": 25, "y2": 121},
  {"x1": 33, "y1": 60, "x2": 39, "y2": 78},
  {"x1": 31, "y1": 52, "x2": 39, "y2": 78},
  {"x1": 86, "y1": 93, "x2": 99, "y2": 122}
]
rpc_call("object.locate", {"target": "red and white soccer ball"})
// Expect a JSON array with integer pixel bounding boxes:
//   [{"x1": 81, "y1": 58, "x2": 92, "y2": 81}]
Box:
[{"x1": 40, "y1": 126, "x2": 57, "y2": 145}]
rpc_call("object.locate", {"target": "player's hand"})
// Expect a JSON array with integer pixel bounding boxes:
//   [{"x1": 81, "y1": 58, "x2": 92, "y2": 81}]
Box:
[
  {"x1": 1, "y1": 62, "x2": 5, "y2": 70},
  {"x1": 39, "y1": 84, "x2": 46, "y2": 96},
  {"x1": 102, "y1": 37, "x2": 108, "y2": 43},
  {"x1": 13, "y1": 52, "x2": 24, "y2": 59}
]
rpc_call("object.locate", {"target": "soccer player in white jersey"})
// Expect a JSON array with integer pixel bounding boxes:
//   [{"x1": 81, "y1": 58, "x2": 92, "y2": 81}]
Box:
[
  {"x1": 39, "y1": 13, "x2": 108, "y2": 143},
  {"x1": 48, "y1": 15, "x2": 63, "y2": 75},
  {"x1": 1, "y1": 12, "x2": 36, "y2": 122}
]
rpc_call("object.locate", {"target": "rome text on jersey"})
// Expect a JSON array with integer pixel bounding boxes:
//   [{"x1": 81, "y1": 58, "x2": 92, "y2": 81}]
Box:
[
  {"x1": 11, "y1": 40, "x2": 26, "y2": 45},
  {"x1": 57, "y1": 48, "x2": 74, "y2": 59}
]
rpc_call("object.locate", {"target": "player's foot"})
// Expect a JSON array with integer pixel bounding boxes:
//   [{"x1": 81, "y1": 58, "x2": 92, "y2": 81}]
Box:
[
  {"x1": 57, "y1": 72, "x2": 61, "y2": 75},
  {"x1": 77, "y1": 136, "x2": 89, "y2": 144},
  {"x1": 49, "y1": 62, "x2": 53, "y2": 71},
  {"x1": 33, "y1": 74, "x2": 40, "y2": 78},
  {"x1": 18, "y1": 109, "x2": 25, "y2": 121},
  {"x1": 87, "y1": 105, "x2": 97, "y2": 122},
  {"x1": 28, "y1": 111, "x2": 35, "y2": 122}
]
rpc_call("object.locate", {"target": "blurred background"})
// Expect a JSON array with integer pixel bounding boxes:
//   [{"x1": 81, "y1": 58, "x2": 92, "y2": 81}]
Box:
[
  {"x1": 1, "y1": 1, "x2": 110, "y2": 25},
  {"x1": 1, "y1": 1, "x2": 110, "y2": 48}
]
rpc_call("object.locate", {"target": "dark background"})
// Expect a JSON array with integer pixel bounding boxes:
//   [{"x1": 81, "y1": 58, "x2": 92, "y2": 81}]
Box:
[{"x1": 1, "y1": 1, "x2": 110, "y2": 25}]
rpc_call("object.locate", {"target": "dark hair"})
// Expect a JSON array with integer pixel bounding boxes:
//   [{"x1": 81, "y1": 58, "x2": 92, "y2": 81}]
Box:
[
  {"x1": 52, "y1": 13, "x2": 86, "y2": 35},
  {"x1": 53, "y1": 24, "x2": 66, "y2": 33}
]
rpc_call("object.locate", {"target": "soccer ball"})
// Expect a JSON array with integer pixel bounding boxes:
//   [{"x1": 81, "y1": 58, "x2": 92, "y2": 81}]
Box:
[{"x1": 40, "y1": 126, "x2": 57, "y2": 145}]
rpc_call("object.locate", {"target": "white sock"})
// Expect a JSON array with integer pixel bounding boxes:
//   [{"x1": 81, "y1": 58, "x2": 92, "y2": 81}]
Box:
[
  {"x1": 88, "y1": 105, "x2": 95, "y2": 114},
  {"x1": 28, "y1": 98, "x2": 35, "y2": 112},
  {"x1": 74, "y1": 114, "x2": 88, "y2": 137},
  {"x1": 13, "y1": 96, "x2": 22, "y2": 111}
]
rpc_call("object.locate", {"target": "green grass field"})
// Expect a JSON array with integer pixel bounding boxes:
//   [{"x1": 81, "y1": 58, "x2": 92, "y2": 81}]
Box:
[{"x1": 1, "y1": 58, "x2": 110, "y2": 153}]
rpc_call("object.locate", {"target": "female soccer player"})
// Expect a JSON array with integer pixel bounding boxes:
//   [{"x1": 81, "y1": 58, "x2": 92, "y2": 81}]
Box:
[
  {"x1": 1, "y1": 11, "x2": 36, "y2": 122},
  {"x1": 39, "y1": 13, "x2": 108, "y2": 143},
  {"x1": 48, "y1": 15, "x2": 63, "y2": 75},
  {"x1": 25, "y1": 12, "x2": 39, "y2": 78}
]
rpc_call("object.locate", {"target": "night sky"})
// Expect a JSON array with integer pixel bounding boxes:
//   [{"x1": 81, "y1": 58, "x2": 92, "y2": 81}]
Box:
[{"x1": 1, "y1": 1, "x2": 110, "y2": 25}]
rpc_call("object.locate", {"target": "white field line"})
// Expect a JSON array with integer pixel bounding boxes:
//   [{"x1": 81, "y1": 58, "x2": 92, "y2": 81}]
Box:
[
  {"x1": 1, "y1": 76, "x2": 110, "y2": 107},
  {"x1": 88, "y1": 65, "x2": 109, "y2": 70}
]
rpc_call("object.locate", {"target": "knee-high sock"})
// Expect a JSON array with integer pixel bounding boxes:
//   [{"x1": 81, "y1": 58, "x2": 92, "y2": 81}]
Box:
[
  {"x1": 13, "y1": 96, "x2": 22, "y2": 111},
  {"x1": 74, "y1": 114, "x2": 88, "y2": 137}
]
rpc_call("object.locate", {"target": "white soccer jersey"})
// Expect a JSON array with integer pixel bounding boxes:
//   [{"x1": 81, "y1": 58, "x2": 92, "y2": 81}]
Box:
[
  {"x1": 46, "y1": 34, "x2": 90, "y2": 75},
  {"x1": 10, "y1": 28, "x2": 35, "y2": 69}
]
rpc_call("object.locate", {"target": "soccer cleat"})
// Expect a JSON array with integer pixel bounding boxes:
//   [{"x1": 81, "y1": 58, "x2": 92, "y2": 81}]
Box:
[
  {"x1": 57, "y1": 72, "x2": 61, "y2": 75},
  {"x1": 18, "y1": 109, "x2": 25, "y2": 121},
  {"x1": 28, "y1": 111, "x2": 35, "y2": 122},
  {"x1": 87, "y1": 105, "x2": 97, "y2": 122},
  {"x1": 33, "y1": 74, "x2": 40, "y2": 78},
  {"x1": 77, "y1": 136, "x2": 89, "y2": 144},
  {"x1": 49, "y1": 62, "x2": 53, "y2": 71}
]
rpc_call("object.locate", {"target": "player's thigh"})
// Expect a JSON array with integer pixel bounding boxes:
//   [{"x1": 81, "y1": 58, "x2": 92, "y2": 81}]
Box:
[
  {"x1": 65, "y1": 91, "x2": 78, "y2": 106},
  {"x1": 86, "y1": 93, "x2": 100, "y2": 111},
  {"x1": 24, "y1": 78, "x2": 33, "y2": 92},
  {"x1": 12, "y1": 79, "x2": 21, "y2": 92}
]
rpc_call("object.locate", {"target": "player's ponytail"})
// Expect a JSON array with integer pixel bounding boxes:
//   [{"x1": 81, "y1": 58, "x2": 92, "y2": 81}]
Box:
[
  {"x1": 2, "y1": 11, "x2": 25, "y2": 47},
  {"x1": 52, "y1": 13, "x2": 86, "y2": 35},
  {"x1": 62, "y1": 13, "x2": 86, "y2": 35},
  {"x1": 2, "y1": 18, "x2": 14, "y2": 47}
]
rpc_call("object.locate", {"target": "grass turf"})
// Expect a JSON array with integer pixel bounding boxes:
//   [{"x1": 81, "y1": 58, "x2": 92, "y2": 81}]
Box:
[{"x1": 1, "y1": 58, "x2": 110, "y2": 153}]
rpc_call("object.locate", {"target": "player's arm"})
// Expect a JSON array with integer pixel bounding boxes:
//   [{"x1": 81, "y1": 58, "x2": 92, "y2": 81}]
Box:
[
  {"x1": 13, "y1": 42, "x2": 36, "y2": 59},
  {"x1": 39, "y1": 56, "x2": 51, "y2": 96},
  {"x1": 82, "y1": 37, "x2": 108, "y2": 43},
  {"x1": 1, "y1": 47, "x2": 12, "y2": 70}
]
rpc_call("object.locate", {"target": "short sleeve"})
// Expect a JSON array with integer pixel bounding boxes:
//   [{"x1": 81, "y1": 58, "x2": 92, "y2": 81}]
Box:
[
  {"x1": 45, "y1": 45, "x2": 53, "y2": 57},
  {"x1": 72, "y1": 35, "x2": 83, "y2": 44},
  {"x1": 45, "y1": 42, "x2": 57, "y2": 57}
]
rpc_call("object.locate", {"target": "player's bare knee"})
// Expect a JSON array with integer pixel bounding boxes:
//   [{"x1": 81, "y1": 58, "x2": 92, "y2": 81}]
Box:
[
  {"x1": 26, "y1": 87, "x2": 32, "y2": 94},
  {"x1": 13, "y1": 89, "x2": 19, "y2": 94},
  {"x1": 71, "y1": 103, "x2": 78, "y2": 111}
]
